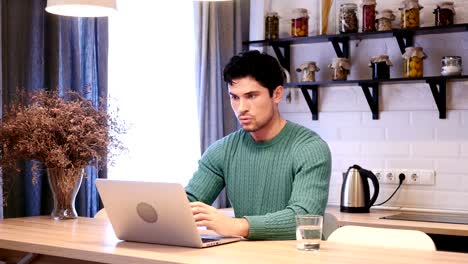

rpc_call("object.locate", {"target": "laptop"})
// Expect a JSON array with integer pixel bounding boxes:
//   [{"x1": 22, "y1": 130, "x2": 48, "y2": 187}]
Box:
[{"x1": 95, "y1": 179, "x2": 243, "y2": 248}]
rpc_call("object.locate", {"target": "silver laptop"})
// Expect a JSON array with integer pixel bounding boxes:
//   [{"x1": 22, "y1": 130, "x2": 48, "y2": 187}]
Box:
[{"x1": 95, "y1": 179, "x2": 242, "y2": 248}]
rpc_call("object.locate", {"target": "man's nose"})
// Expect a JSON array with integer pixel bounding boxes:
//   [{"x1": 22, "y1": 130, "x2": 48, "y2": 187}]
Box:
[{"x1": 238, "y1": 98, "x2": 248, "y2": 113}]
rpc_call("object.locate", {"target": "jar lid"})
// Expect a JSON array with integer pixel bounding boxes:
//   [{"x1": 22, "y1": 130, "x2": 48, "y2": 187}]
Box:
[
  {"x1": 329, "y1": 58, "x2": 351, "y2": 70},
  {"x1": 400, "y1": 0, "x2": 423, "y2": 10},
  {"x1": 292, "y1": 8, "x2": 308, "y2": 19},
  {"x1": 266, "y1": 11, "x2": 279, "y2": 17},
  {"x1": 376, "y1": 9, "x2": 396, "y2": 20},
  {"x1": 435, "y1": 2, "x2": 455, "y2": 14},
  {"x1": 341, "y1": 3, "x2": 358, "y2": 8},
  {"x1": 402, "y1": 47, "x2": 427, "y2": 59},
  {"x1": 296, "y1": 62, "x2": 320, "y2": 72},
  {"x1": 369, "y1": 55, "x2": 393, "y2": 66},
  {"x1": 362, "y1": 0, "x2": 376, "y2": 5},
  {"x1": 442, "y1": 56, "x2": 461, "y2": 61}
]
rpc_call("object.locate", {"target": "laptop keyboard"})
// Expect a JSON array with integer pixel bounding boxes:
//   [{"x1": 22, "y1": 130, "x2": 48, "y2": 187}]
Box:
[
  {"x1": 201, "y1": 237, "x2": 220, "y2": 243},
  {"x1": 200, "y1": 234, "x2": 222, "y2": 243}
]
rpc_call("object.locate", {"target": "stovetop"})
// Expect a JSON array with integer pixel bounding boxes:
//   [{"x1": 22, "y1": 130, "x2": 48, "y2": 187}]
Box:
[{"x1": 381, "y1": 213, "x2": 468, "y2": 225}]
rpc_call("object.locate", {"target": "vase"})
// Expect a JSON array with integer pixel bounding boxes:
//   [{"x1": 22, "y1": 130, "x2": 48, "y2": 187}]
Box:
[{"x1": 47, "y1": 167, "x2": 84, "y2": 220}]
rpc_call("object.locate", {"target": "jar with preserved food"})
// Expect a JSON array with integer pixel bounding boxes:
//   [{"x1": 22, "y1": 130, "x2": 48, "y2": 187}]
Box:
[
  {"x1": 329, "y1": 58, "x2": 351, "y2": 81},
  {"x1": 362, "y1": 0, "x2": 377, "y2": 32},
  {"x1": 291, "y1": 8, "x2": 308, "y2": 37},
  {"x1": 265, "y1": 12, "x2": 279, "y2": 39},
  {"x1": 434, "y1": 1, "x2": 455, "y2": 27},
  {"x1": 296, "y1": 61, "x2": 320, "y2": 82},
  {"x1": 376, "y1": 9, "x2": 396, "y2": 31},
  {"x1": 400, "y1": 0, "x2": 423, "y2": 29},
  {"x1": 339, "y1": 3, "x2": 358, "y2": 33},
  {"x1": 441, "y1": 56, "x2": 462, "y2": 76},
  {"x1": 369, "y1": 55, "x2": 393, "y2": 79},
  {"x1": 402, "y1": 47, "x2": 426, "y2": 78}
]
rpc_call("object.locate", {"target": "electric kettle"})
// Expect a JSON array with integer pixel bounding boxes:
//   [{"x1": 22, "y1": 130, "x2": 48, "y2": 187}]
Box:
[{"x1": 340, "y1": 164, "x2": 380, "y2": 213}]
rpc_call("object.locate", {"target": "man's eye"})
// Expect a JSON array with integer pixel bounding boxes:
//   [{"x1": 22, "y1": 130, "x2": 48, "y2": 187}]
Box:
[
  {"x1": 230, "y1": 95, "x2": 239, "y2": 100},
  {"x1": 248, "y1": 94, "x2": 257, "y2": 99}
]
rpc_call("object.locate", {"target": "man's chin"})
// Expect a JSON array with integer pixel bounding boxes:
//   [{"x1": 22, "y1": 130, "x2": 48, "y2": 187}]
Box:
[{"x1": 240, "y1": 124, "x2": 258, "y2": 132}]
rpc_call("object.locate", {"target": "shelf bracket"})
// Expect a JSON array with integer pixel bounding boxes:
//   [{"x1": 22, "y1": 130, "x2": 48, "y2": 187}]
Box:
[
  {"x1": 426, "y1": 79, "x2": 446, "y2": 119},
  {"x1": 359, "y1": 82, "x2": 380, "y2": 120},
  {"x1": 300, "y1": 85, "x2": 319, "y2": 120},
  {"x1": 328, "y1": 37, "x2": 350, "y2": 58},
  {"x1": 272, "y1": 43, "x2": 291, "y2": 71},
  {"x1": 393, "y1": 31, "x2": 414, "y2": 54}
]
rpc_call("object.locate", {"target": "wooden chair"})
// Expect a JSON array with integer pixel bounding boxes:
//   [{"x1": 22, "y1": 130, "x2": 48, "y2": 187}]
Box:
[
  {"x1": 327, "y1": 225, "x2": 436, "y2": 251},
  {"x1": 94, "y1": 208, "x2": 108, "y2": 219},
  {"x1": 323, "y1": 212, "x2": 340, "y2": 240}
]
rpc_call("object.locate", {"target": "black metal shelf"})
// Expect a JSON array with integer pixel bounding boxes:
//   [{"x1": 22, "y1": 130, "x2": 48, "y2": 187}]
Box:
[
  {"x1": 284, "y1": 76, "x2": 468, "y2": 121},
  {"x1": 243, "y1": 23, "x2": 468, "y2": 121},
  {"x1": 243, "y1": 23, "x2": 468, "y2": 70},
  {"x1": 243, "y1": 23, "x2": 468, "y2": 47}
]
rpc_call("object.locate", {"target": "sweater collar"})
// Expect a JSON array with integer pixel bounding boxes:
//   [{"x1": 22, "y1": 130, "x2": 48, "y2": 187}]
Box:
[{"x1": 244, "y1": 121, "x2": 291, "y2": 148}]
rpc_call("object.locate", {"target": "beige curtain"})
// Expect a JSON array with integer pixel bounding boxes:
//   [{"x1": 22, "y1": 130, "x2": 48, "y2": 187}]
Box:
[{"x1": 193, "y1": 0, "x2": 250, "y2": 208}]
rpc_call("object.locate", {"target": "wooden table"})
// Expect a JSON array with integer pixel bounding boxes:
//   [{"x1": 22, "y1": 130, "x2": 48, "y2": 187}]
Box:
[
  {"x1": 0, "y1": 216, "x2": 467, "y2": 264},
  {"x1": 326, "y1": 206, "x2": 468, "y2": 236}
]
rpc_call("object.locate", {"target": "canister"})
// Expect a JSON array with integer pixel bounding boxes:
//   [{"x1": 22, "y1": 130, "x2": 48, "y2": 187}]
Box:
[
  {"x1": 329, "y1": 58, "x2": 351, "y2": 81},
  {"x1": 402, "y1": 47, "x2": 426, "y2": 78},
  {"x1": 434, "y1": 1, "x2": 455, "y2": 27},
  {"x1": 362, "y1": 0, "x2": 377, "y2": 32},
  {"x1": 376, "y1": 9, "x2": 395, "y2": 31},
  {"x1": 339, "y1": 3, "x2": 358, "y2": 33},
  {"x1": 441, "y1": 56, "x2": 462, "y2": 76},
  {"x1": 291, "y1": 8, "x2": 308, "y2": 37},
  {"x1": 400, "y1": 0, "x2": 423, "y2": 29},
  {"x1": 265, "y1": 12, "x2": 279, "y2": 40},
  {"x1": 369, "y1": 55, "x2": 393, "y2": 80},
  {"x1": 296, "y1": 62, "x2": 320, "y2": 82}
]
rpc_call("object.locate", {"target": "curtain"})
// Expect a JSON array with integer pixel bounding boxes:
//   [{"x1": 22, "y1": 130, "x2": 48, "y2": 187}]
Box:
[
  {"x1": 194, "y1": 0, "x2": 250, "y2": 208},
  {"x1": 1, "y1": 0, "x2": 108, "y2": 218}
]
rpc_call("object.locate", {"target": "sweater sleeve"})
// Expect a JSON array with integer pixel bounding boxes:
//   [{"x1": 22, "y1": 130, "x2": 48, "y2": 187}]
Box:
[
  {"x1": 244, "y1": 138, "x2": 331, "y2": 240},
  {"x1": 185, "y1": 140, "x2": 226, "y2": 205}
]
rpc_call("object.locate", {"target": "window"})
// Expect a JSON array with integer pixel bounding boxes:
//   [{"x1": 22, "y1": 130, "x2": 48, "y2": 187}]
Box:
[{"x1": 108, "y1": 0, "x2": 200, "y2": 185}]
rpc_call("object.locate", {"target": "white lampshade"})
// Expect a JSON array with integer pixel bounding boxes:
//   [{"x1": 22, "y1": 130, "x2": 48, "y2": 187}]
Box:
[{"x1": 45, "y1": 0, "x2": 117, "y2": 17}]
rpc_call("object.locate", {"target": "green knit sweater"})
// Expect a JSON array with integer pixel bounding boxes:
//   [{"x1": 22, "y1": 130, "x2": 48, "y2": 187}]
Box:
[{"x1": 185, "y1": 121, "x2": 331, "y2": 240}]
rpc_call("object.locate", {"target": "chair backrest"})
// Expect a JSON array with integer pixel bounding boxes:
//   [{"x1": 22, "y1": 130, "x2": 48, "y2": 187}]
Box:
[
  {"x1": 323, "y1": 212, "x2": 340, "y2": 240},
  {"x1": 94, "y1": 208, "x2": 108, "y2": 219},
  {"x1": 327, "y1": 225, "x2": 436, "y2": 251}
]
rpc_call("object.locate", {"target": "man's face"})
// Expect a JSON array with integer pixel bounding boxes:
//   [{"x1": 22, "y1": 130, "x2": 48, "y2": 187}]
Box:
[{"x1": 228, "y1": 77, "x2": 282, "y2": 133}]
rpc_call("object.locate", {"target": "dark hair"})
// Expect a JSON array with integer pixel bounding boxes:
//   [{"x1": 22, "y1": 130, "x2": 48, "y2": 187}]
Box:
[{"x1": 223, "y1": 50, "x2": 284, "y2": 96}]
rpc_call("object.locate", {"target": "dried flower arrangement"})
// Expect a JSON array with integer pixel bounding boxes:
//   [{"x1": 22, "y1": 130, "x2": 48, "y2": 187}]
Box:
[{"x1": 0, "y1": 89, "x2": 126, "y2": 206}]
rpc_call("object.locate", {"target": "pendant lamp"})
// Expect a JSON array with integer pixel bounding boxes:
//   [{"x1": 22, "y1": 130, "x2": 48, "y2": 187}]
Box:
[{"x1": 45, "y1": 0, "x2": 117, "y2": 17}]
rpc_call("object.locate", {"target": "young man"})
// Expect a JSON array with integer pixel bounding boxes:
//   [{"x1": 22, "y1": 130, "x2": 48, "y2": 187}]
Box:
[{"x1": 185, "y1": 50, "x2": 331, "y2": 240}]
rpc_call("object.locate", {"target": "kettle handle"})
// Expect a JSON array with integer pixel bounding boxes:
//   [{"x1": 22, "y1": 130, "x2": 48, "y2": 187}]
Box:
[{"x1": 365, "y1": 169, "x2": 380, "y2": 208}]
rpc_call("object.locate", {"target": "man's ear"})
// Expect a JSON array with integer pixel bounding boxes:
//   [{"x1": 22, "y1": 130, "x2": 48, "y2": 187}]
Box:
[{"x1": 273, "y1": 86, "x2": 283, "y2": 103}]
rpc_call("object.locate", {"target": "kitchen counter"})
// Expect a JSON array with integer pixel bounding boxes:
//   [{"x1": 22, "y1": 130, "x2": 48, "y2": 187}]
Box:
[{"x1": 325, "y1": 206, "x2": 468, "y2": 236}]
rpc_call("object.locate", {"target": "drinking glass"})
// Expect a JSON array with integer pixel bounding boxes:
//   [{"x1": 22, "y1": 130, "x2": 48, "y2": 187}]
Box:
[{"x1": 295, "y1": 214, "x2": 323, "y2": 251}]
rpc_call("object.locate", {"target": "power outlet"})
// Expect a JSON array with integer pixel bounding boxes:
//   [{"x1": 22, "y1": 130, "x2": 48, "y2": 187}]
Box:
[{"x1": 372, "y1": 169, "x2": 435, "y2": 185}]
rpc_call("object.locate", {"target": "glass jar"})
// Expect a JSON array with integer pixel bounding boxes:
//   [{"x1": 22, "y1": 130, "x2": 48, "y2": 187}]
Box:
[
  {"x1": 265, "y1": 12, "x2": 279, "y2": 39},
  {"x1": 441, "y1": 56, "x2": 462, "y2": 76},
  {"x1": 402, "y1": 47, "x2": 426, "y2": 78},
  {"x1": 296, "y1": 62, "x2": 320, "y2": 82},
  {"x1": 329, "y1": 58, "x2": 350, "y2": 81},
  {"x1": 362, "y1": 0, "x2": 377, "y2": 32},
  {"x1": 291, "y1": 8, "x2": 308, "y2": 37},
  {"x1": 369, "y1": 55, "x2": 393, "y2": 80},
  {"x1": 339, "y1": 3, "x2": 358, "y2": 33},
  {"x1": 400, "y1": 0, "x2": 423, "y2": 29},
  {"x1": 376, "y1": 9, "x2": 395, "y2": 31},
  {"x1": 434, "y1": 2, "x2": 455, "y2": 27}
]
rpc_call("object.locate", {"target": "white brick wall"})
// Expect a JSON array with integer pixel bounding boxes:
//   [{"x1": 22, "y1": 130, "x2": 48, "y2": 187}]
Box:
[{"x1": 263, "y1": 0, "x2": 468, "y2": 211}]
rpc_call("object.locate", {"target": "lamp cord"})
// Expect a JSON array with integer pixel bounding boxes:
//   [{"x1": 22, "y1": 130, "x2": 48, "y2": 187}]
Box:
[{"x1": 374, "y1": 173, "x2": 406, "y2": 206}]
